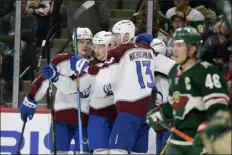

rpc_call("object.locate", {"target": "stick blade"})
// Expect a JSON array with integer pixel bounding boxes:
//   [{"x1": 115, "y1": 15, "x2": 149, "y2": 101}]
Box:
[{"x1": 82, "y1": 0, "x2": 95, "y2": 9}]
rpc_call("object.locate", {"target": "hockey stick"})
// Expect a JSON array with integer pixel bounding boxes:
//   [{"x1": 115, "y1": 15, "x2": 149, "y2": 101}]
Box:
[
  {"x1": 72, "y1": 1, "x2": 95, "y2": 154},
  {"x1": 159, "y1": 122, "x2": 194, "y2": 142},
  {"x1": 16, "y1": 120, "x2": 27, "y2": 155},
  {"x1": 159, "y1": 137, "x2": 170, "y2": 155}
]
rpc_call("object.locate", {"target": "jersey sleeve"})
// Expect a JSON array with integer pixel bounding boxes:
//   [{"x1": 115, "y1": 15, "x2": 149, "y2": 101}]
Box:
[
  {"x1": 28, "y1": 75, "x2": 49, "y2": 102},
  {"x1": 200, "y1": 63, "x2": 229, "y2": 118},
  {"x1": 154, "y1": 54, "x2": 175, "y2": 75}
]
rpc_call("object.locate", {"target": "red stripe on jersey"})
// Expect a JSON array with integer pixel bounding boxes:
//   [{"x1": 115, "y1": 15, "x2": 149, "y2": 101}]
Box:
[
  {"x1": 29, "y1": 75, "x2": 44, "y2": 99},
  {"x1": 51, "y1": 52, "x2": 72, "y2": 65},
  {"x1": 116, "y1": 96, "x2": 151, "y2": 117},
  {"x1": 204, "y1": 96, "x2": 229, "y2": 104}
]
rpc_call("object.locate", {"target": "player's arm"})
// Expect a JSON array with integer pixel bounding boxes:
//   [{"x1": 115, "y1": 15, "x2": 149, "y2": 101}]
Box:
[
  {"x1": 19, "y1": 53, "x2": 71, "y2": 121},
  {"x1": 197, "y1": 65, "x2": 229, "y2": 132},
  {"x1": 154, "y1": 53, "x2": 175, "y2": 75}
]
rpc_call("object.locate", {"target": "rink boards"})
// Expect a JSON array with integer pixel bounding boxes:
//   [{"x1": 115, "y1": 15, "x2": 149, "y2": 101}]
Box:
[
  {"x1": 0, "y1": 108, "x2": 156, "y2": 154},
  {"x1": 0, "y1": 108, "x2": 76, "y2": 154}
]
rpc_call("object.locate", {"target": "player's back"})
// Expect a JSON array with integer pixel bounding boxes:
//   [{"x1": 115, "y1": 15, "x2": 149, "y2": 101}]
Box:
[{"x1": 109, "y1": 43, "x2": 156, "y2": 116}]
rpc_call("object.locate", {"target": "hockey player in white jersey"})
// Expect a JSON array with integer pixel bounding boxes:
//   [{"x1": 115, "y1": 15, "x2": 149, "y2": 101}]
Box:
[
  {"x1": 150, "y1": 38, "x2": 171, "y2": 154},
  {"x1": 69, "y1": 20, "x2": 175, "y2": 154},
  {"x1": 85, "y1": 31, "x2": 117, "y2": 154},
  {"x1": 19, "y1": 27, "x2": 93, "y2": 154}
]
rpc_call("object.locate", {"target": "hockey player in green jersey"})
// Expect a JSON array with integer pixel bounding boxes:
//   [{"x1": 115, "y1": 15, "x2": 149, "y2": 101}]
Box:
[{"x1": 147, "y1": 26, "x2": 230, "y2": 155}]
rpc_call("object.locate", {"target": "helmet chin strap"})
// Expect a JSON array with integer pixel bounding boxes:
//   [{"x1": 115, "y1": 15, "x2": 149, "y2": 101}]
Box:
[
  {"x1": 101, "y1": 45, "x2": 108, "y2": 61},
  {"x1": 121, "y1": 33, "x2": 131, "y2": 44}
]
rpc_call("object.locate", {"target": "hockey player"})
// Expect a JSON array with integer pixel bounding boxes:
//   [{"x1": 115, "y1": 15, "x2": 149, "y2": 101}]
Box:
[
  {"x1": 147, "y1": 26, "x2": 229, "y2": 154},
  {"x1": 70, "y1": 20, "x2": 175, "y2": 154},
  {"x1": 19, "y1": 27, "x2": 93, "y2": 154},
  {"x1": 86, "y1": 31, "x2": 116, "y2": 154},
  {"x1": 150, "y1": 38, "x2": 172, "y2": 154}
]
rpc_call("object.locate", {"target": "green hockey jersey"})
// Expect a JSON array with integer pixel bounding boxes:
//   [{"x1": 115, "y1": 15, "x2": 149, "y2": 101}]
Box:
[{"x1": 161, "y1": 61, "x2": 229, "y2": 143}]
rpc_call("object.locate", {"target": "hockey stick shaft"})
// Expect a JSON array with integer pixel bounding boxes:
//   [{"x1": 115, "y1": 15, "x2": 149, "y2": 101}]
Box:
[
  {"x1": 16, "y1": 121, "x2": 27, "y2": 155},
  {"x1": 73, "y1": 26, "x2": 84, "y2": 154},
  {"x1": 46, "y1": 25, "x2": 58, "y2": 155},
  {"x1": 72, "y1": 1, "x2": 95, "y2": 154},
  {"x1": 159, "y1": 123, "x2": 194, "y2": 142}
]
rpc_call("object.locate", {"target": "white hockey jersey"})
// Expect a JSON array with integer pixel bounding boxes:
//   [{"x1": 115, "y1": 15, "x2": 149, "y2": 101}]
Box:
[
  {"x1": 166, "y1": 7, "x2": 205, "y2": 22},
  {"x1": 95, "y1": 43, "x2": 175, "y2": 116},
  {"x1": 29, "y1": 53, "x2": 89, "y2": 125}
]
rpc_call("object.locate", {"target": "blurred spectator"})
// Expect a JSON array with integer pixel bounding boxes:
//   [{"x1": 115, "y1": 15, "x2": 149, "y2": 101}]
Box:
[
  {"x1": 0, "y1": 0, "x2": 14, "y2": 17},
  {"x1": 202, "y1": 19, "x2": 231, "y2": 70},
  {"x1": 2, "y1": 0, "x2": 38, "y2": 38},
  {"x1": 25, "y1": 0, "x2": 54, "y2": 45},
  {"x1": 166, "y1": 11, "x2": 187, "y2": 57},
  {"x1": 63, "y1": 0, "x2": 109, "y2": 36},
  {"x1": 130, "y1": 0, "x2": 143, "y2": 26},
  {"x1": 166, "y1": 0, "x2": 204, "y2": 21},
  {"x1": 166, "y1": 0, "x2": 207, "y2": 34},
  {"x1": 0, "y1": 41, "x2": 13, "y2": 104},
  {"x1": 135, "y1": 0, "x2": 160, "y2": 37}
]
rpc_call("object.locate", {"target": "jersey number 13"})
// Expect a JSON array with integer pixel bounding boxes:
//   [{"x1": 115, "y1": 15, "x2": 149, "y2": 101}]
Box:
[{"x1": 136, "y1": 61, "x2": 155, "y2": 89}]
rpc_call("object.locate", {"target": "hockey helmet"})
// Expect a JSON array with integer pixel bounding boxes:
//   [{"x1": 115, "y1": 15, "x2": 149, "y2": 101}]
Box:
[
  {"x1": 172, "y1": 26, "x2": 202, "y2": 48},
  {"x1": 112, "y1": 20, "x2": 135, "y2": 42},
  {"x1": 72, "y1": 27, "x2": 93, "y2": 40},
  {"x1": 150, "y1": 38, "x2": 167, "y2": 55},
  {"x1": 93, "y1": 31, "x2": 115, "y2": 46}
]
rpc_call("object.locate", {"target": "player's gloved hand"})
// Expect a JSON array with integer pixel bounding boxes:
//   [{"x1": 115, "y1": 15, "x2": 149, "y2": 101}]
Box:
[
  {"x1": 103, "y1": 83, "x2": 113, "y2": 94},
  {"x1": 80, "y1": 86, "x2": 91, "y2": 98},
  {"x1": 19, "y1": 96, "x2": 37, "y2": 121},
  {"x1": 194, "y1": 122, "x2": 208, "y2": 154},
  {"x1": 135, "y1": 33, "x2": 153, "y2": 44},
  {"x1": 42, "y1": 64, "x2": 59, "y2": 83},
  {"x1": 146, "y1": 108, "x2": 164, "y2": 132},
  {"x1": 70, "y1": 56, "x2": 89, "y2": 74}
]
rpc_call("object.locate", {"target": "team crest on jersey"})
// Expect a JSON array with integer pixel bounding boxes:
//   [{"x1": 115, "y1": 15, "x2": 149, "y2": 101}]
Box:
[{"x1": 171, "y1": 91, "x2": 189, "y2": 109}]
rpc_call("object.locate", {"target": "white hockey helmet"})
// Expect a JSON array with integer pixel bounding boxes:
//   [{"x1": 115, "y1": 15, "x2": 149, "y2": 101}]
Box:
[
  {"x1": 93, "y1": 31, "x2": 115, "y2": 46},
  {"x1": 72, "y1": 27, "x2": 93, "y2": 40},
  {"x1": 150, "y1": 38, "x2": 167, "y2": 55},
  {"x1": 112, "y1": 20, "x2": 135, "y2": 42}
]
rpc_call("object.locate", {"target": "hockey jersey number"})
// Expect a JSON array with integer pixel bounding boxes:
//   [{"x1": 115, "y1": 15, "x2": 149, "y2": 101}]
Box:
[{"x1": 136, "y1": 61, "x2": 155, "y2": 89}]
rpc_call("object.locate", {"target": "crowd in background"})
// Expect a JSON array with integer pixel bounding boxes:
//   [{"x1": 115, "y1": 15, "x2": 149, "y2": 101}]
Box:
[{"x1": 0, "y1": 0, "x2": 231, "y2": 108}]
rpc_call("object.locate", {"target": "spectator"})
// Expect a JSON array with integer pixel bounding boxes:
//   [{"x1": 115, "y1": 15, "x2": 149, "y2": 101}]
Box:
[
  {"x1": 0, "y1": 0, "x2": 14, "y2": 17},
  {"x1": 2, "y1": 0, "x2": 38, "y2": 38},
  {"x1": 25, "y1": 0, "x2": 54, "y2": 46},
  {"x1": 135, "y1": 0, "x2": 160, "y2": 37},
  {"x1": 0, "y1": 41, "x2": 13, "y2": 104},
  {"x1": 166, "y1": 11, "x2": 187, "y2": 57},
  {"x1": 166, "y1": 0, "x2": 206, "y2": 34},
  {"x1": 63, "y1": 0, "x2": 110, "y2": 36},
  {"x1": 166, "y1": 0, "x2": 204, "y2": 21},
  {"x1": 202, "y1": 19, "x2": 231, "y2": 70}
]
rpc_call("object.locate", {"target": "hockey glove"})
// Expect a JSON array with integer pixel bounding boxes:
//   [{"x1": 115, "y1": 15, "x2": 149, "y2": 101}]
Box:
[
  {"x1": 19, "y1": 96, "x2": 37, "y2": 121},
  {"x1": 135, "y1": 33, "x2": 153, "y2": 44},
  {"x1": 42, "y1": 64, "x2": 59, "y2": 83},
  {"x1": 70, "y1": 56, "x2": 89, "y2": 74},
  {"x1": 146, "y1": 108, "x2": 165, "y2": 132},
  {"x1": 103, "y1": 83, "x2": 113, "y2": 94},
  {"x1": 80, "y1": 86, "x2": 91, "y2": 98},
  {"x1": 193, "y1": 122, "x2": 208, "y2": 154}
]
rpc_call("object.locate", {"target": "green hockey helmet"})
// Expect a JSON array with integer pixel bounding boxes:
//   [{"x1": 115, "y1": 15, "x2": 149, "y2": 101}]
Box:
[{"x1": 173, "y1": 26, "x2": 202, "y2": 49}]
